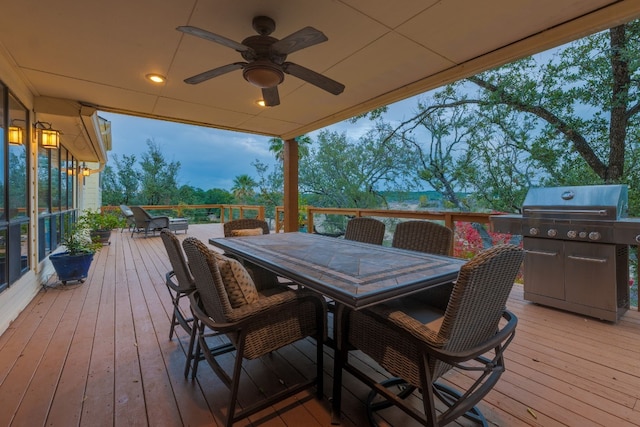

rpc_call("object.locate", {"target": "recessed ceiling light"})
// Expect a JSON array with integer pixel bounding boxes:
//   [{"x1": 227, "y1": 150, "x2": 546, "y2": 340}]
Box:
[
  {"x1": 146, "y1": 73, "x2": 166, "y2": 83},
  {"x1": 256, "y1": 99, "x2": 266, "y2": 107}
]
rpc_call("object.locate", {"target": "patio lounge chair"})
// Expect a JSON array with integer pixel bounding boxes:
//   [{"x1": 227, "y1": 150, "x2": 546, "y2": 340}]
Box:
[
  {"x1": 336, "y1": 244, "x2": 524, "y2": 426},
  {"x1": 119, "y1": 204, "x2": 135, "y2": 233},
  {"x1": 160, "y1": 229, "x2": 196, "y2": 340},
  {"x1": 182, "y1": 237, "x2": 326, "y2": 427},
  {"x1": 130, "y1": 206, "x2": 170, "y2": 237},
  {"x1": 344, "y1": 217, "x2": 385, "y2": 245}
]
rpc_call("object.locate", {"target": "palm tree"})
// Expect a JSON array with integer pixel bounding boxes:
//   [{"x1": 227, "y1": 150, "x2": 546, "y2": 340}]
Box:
[
  {"x1": 231, "y1": 174, "x2": 257, "y2": 204},
  {"x1": 268, "y1": 135, "x2": 312, "y2": 161}
]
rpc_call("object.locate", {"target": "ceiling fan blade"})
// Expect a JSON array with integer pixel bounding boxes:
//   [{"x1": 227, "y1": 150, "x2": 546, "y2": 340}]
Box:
[
  {"x1": 271, "y1": 27, "x2": 328, "y2": 55},
  {"x1": 262, "y1": 86, "x2": 280, "y2": 107},
  {"x1": 283, "y1": 62, "x2": 345, "y2": 95},
  {"x1": 184, "y1": 62, "x2": 245, "y2": 85},
  {"x1": 177, "y1": 26, "x2": 254, "y2": 54}
]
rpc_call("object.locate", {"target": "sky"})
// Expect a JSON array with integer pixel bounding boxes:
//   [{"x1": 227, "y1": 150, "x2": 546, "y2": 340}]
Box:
[{"x1": 99, "y1": 96, "x2": 420, "y2": 191}]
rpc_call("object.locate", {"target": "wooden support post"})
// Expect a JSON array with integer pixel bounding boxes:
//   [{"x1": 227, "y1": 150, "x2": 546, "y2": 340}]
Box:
[{"x1": 283, "y1": 138, "x2": 299, "y2": 233}]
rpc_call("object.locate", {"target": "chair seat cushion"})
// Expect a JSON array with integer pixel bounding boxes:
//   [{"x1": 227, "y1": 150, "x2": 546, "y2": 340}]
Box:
[
  {"x1": 381, "y1": 297, "x2": 445, "y2": 331},
  {"x1": 214, "y1": 253, "x2": 259, "y2": 308},
  {"x1": 230, "y1": 227, "x2": 264, "y2": 237}
]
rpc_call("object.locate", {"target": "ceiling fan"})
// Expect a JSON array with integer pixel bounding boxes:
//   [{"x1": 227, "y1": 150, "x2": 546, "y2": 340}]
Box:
[{"x1": 177, "y1": 16, "x2": 345, "y2": 107}]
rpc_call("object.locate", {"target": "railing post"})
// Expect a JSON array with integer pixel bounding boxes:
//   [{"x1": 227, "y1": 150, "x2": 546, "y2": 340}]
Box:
[{"x1": 307, "y1": 206, "x2": 313, "y2": 233}]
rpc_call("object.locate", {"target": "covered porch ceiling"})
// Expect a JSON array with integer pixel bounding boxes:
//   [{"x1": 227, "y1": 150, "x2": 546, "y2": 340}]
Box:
[{"x1": 1, "y1": 0, "x2": 639, "y2": 160}]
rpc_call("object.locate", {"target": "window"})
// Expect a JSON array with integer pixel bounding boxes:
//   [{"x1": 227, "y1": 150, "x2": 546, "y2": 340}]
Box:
[{"x1": 1, "y1": 85, "x2": 30, "y2": 291}]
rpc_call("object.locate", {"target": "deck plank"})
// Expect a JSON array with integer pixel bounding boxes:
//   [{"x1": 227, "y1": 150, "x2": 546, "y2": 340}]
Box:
[{"x1": 0, "y1": 224, "x2": 639, "y2": 426}]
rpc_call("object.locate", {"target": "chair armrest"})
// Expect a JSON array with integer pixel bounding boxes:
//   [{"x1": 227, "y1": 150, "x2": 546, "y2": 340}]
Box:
[
  {"x1": 423, "y1": 310, "x2": 517, "y2": 363},
  {"x1": 149, "y1": 216, "x2": 170, "y2": 228},
  {"x1": 226, "y1": 289, "x2": 323, "y2": 322},
  {"x1": 166, "y1": 271, "x2": 193, "y2": 294},
  {"x1": 190, "y1": 290, "x2": 325, "y2": 330}
]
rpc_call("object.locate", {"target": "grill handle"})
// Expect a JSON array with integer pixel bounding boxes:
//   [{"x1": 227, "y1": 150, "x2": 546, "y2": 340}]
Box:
[
  {"x1": 567, "y1": 255, "x2": 607, "y2": 264},
  {"x1": 522, "y1": 208, "x2": 609, "y2": 216},
  {"x1": 525, "y1": 250, "x2": 558, "y2": 257}
]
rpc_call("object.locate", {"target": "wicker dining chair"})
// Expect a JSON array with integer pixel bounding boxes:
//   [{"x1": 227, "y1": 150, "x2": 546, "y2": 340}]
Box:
[
  {"x1": 159, "y1": 229, "x2": 196, "y2": 340},
  {"x1": 344, "y1": 217, "x2": 385, "y2": 245},
  {"x1": 223, "y1": 218, "x2": 270, "y2": 236},
  {"x1": 222, "y1": 218, "x2": 285, "y2": 287},
  {"x1": 182, "y1": 237, "x2": 327, "y2": 427},
  {"x1": 336, "y1": 244, "x2": 524, "y2": 427},
  {"x1": 392, "y1": 220, "x2": 453, "y2": 256}
]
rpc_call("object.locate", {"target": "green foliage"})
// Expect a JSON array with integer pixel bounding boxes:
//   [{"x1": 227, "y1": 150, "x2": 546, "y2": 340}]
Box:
[
  {"x1": 139, "y1": 139, "x2": 180, "y2": 205},
  {"x1": 113, "y1": 153, "x2": 140, "y2": 204},
  {"x1": 231, "y1": 174, "x2": 257, "y2": 204},
  {"x1": 78, "y1": 209, "x2": 124, "y2": 231},
  {"x1": 61, "y1": 223, "x2": 102, "y2": 255},
  {"x1": 299, "y1": 125, "x2": 416, "y2": 209},
  {"x1": 392, "y1": 21, "x2": 640, "y2": 213}
]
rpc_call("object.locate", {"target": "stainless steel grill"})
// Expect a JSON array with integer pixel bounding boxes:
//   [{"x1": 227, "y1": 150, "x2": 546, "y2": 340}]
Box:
[{"x1": 490, "y1": 184, "x2": 638, "y2": 322}]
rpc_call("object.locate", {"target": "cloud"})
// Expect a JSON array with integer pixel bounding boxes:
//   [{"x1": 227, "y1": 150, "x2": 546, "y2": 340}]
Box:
[{"x1": 100, "y1": 112, "x2": 278, "y2": 190}]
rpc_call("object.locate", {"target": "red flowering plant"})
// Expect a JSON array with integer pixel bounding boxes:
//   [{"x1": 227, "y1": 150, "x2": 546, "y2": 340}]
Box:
[{"x1": 453, "y1": 220, "x2": 524, "y2": 283}]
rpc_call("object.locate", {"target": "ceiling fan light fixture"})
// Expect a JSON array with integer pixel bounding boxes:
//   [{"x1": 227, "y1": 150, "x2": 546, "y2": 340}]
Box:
[{"x1": 243, "y1": 61, "x2": 283, "y2": 88}]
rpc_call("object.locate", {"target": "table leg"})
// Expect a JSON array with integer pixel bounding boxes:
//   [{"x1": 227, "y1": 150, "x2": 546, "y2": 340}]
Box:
[{"x1": 331, "y1": 303, "x2": 345, "y2": 425}]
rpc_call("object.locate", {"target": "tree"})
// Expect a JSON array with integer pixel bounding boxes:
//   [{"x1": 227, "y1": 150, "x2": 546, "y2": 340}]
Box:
[
  {"x1": 299, "y1": 125, "x2": 416, "y2": 209},
  {"x1": 397, "y1": 99, "x2": 477, "y2": 210},
  {"x1": 268, "y1": 135, "x2": 312, "y2": 161},
  {"x1": 231, "y1": 174, "x2": 257, "y2": 204},
  {"x1": 139, "y1": 139, "x2": 181, "y2": 205},
  {"x1": 392, "y1": 21, "x2": 640, "y2": 214},
  {"x1": 100, "y1": 165, "x2": 123, "y2": 206},
  {"x1": 112, "y1": 154, "x2": 140, "y2": 204},
  {"x1": 252, "y1": 159, "x2": 283, "y2": 222}
]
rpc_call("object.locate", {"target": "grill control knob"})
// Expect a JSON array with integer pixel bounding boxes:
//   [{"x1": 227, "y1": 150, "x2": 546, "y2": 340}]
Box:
[
  {"x1": 636, "y1": 235, "x2": 640, "y2": 243},
  {"x1": 588, "y1": 231, "x2": 601, "y2": 241},
  {"x1": 547, "y1": 229, "x2": 557, "y2": 237},
  {"x1": 579, "y1": 231, "x2": 587, "y2": 238},
  {"x1": 529, "y1": 227, "x2": 539, "y2": 236},
  {"x1": 567, "y1": 230, "x2": 577, "y2": 239}
]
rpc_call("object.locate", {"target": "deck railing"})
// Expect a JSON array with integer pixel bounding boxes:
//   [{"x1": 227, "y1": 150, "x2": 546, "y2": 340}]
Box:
[
  {"x1": 102, "y1": 204, "x2": 265, "y2": 223},
  {"x1": 275, "y1": 205, "x2": 503, "y2": 256}
]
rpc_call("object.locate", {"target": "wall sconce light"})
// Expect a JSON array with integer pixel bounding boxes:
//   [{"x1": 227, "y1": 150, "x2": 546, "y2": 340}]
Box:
[
  {"x1": 80, "y1": 162, "x2": 94, "y2": 176},
  {"x1": 34, "y1": 121, "x2": 60, "y2": 149},
  {"x1": 8, "y1": 119, "x2": 25, "y2": 145},
  {"x1": 8, "y1": 126, "x2": 23, "y2": 145}
]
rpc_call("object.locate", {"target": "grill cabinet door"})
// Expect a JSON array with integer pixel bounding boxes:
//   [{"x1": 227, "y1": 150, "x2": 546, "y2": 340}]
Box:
[
  {"x1": 564, "y1": 241, "x2": 617, "y2": 311},
  {"x1": 523, "y1": 238, "x2": 564, "y2": 300}
]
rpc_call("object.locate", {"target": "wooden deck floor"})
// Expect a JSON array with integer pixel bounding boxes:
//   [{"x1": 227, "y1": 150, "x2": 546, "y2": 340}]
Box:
[{"x1": 1, "y1": 224, "x2": 639, "y2": 427}]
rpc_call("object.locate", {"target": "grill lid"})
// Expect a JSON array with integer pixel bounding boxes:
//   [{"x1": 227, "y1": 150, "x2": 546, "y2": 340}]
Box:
[{"x1": 522, "y1": 184, "x2": 628, "y2": 220}]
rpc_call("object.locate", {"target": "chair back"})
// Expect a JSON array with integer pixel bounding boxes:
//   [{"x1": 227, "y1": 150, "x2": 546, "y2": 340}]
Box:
[
  {"x1": 344, "y1": 217, "x2": 385, "y2": 245},
  {"x1": 119, "y1": 204, "x2": 134, "y2": 219},
  {"x1": 434, "y1": 244, "x2": 523, "y2": 377},
  {"x1": 392, "y1": 220, "x2": 452, "y2": 256},
  {"x1": 130, "y1": 206, "x2": 152, "y2": 227},
  {"x1": 182, "y1": 237, "x2": 232, "y2": 323},
  {"x1": 160, "y1": 229, "x2": 195, "y2": 293},
  {"x1": 223, "y1": 218, "x2": 269, "y2": 237}
]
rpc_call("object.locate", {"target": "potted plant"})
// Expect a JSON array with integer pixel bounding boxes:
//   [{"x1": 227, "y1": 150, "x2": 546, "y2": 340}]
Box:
[
  {"x1": 78, "y1": 209, "x2": 124, "y2": 245},
  {"x1": 49, "y1": 223, "x2": 102, "y2": 284}
]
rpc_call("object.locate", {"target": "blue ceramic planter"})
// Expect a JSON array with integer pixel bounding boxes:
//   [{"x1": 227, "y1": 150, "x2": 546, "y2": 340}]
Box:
[{"x1": 50, "y1": 252, "x2": 94, "y2": 284}]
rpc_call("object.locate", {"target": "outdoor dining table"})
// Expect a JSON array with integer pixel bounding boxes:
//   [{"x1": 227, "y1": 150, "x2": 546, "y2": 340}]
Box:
[{"x1": 209, "y1": 231, "x2": 466, "y2": 423}]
